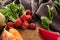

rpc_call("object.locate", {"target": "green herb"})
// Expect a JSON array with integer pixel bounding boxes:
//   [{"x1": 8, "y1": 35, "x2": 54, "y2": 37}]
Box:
[
  {"x1": 0, "y1": 2, "x2": 25, "y2": 22},
  {"x1": 40, "y1": 5, "x2": 54, "y2": 30},
  {"x1": 53, "y1": 0, "x2": 60, "y2": 11},
  {"x1": 41, "y1": 16, "x2": 52, "y2": 30},
  {"x1": 47, "y1": 5, "x2": 54, "y2": 20}
]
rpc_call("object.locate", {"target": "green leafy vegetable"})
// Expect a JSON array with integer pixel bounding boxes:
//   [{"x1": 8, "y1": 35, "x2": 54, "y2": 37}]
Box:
[
  {"x1": 53, "y1": 0, "x2": 60, "y2": 11},
  {"x1": 0, "y1": 2, "x2": 25, "y2": 22},
  {"x1": 40, "y1": 5, "x2": 54, "y2": 30},
  {"x1": 41, "y1": 16, "x2": 52, "y2": 30}
]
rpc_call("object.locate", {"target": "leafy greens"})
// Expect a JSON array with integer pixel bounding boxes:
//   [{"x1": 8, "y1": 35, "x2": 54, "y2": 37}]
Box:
[{"x1": 0, "y1": 2, "x2": 25, "y2": 22}]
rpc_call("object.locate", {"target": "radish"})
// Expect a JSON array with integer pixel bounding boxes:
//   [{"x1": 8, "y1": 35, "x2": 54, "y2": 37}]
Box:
[
  {"x1": 14, "y1": 19, "x2": 22, "y2": 27},
  {"x1": 7, "y1": 22, "x2": 14, "y2": 28},
  {"x1": 38, "y1": 28, "x2": 60, "y2": 40},
  {"x1": 29, "y1": 23, "x2": 36, "y2": 30},
  {"x1": 26, "y1": 9, "x2": 31, "y2": 15},
  {"x1": 22, "y1": 21, "x2": 29, "y2": 29},
  {"x1": 20, "y1": 14, "x2": 27, "y2": 21},
  {"x1": 26, "y1": 15, "x2": 32, "y2": 22}
]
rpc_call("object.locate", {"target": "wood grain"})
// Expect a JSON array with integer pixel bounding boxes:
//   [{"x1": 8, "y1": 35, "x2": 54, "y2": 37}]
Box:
[{"x1": 19, "y1": 30, "x2": 43, "y2": 40}]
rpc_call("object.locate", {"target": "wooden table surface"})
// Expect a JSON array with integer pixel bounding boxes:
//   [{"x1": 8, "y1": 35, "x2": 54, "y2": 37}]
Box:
[{"x1": 19, "y1": 30, "x2": 43, "y2": 40}]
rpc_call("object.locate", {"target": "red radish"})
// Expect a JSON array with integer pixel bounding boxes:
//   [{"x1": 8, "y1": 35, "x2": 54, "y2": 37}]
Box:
[
  {"x1": 38, "y1": 28, "x2": 60, "y2": 40},
  {"x1": 22, "y1": 21, "x2": 29, "y2": 29},
  {"x1": 20, "y1": 14, "x2": 27, "y2": 21},
  {"x1": 14, "y1": 19, "x2": 22, "y2": 27},
  {"x1": 26, "y1": 9, "x2": 31, "y2": 15},
  {"x1": 7, "y1": 22, "x2": 14, "y2": 28},
  {"x1": 29, "y1": 23, "x2": 36, "y2": 30},
  {"x1": 26, "y1": 15, "x2": 32, "y2": 22}
]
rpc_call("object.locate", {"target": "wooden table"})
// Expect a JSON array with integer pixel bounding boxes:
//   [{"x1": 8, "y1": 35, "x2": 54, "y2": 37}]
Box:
[{"x1": 19, "y1": 30, "x2": 43, "y2": 40}]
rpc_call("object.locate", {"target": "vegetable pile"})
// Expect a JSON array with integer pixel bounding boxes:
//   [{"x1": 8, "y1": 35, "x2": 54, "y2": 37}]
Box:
[
  {"x1": 0, "y1": 0, "x2": 60, "y2": 40},
  {"x1": 0, "y1": 2, "x2": 36, "y2": 30},
  {"x1": 0, "y1": 2, "x2": 37, "y2": 40}
]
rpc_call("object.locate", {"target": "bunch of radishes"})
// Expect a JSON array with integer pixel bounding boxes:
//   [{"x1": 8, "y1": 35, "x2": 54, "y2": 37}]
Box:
[{"x1": 7, "y1": 9, "x2": 36, "y2": 30}]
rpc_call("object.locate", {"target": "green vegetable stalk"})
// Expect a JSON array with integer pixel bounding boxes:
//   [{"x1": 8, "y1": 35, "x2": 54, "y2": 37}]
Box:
[
  {"x1": 0, "y1": 2, "x2": 25, "y2": 22},
  {"x1": 53, "y1": 0, "x2": 60, "y2": 11},
  {"x1": 47, "y1": 5, "x2": 54, "y2": 21},
  {"x1": 40, "y1": 5, "x2": 54, "y2": 30}
]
